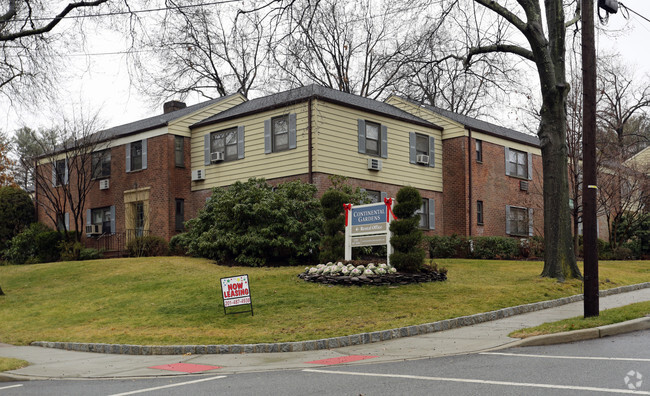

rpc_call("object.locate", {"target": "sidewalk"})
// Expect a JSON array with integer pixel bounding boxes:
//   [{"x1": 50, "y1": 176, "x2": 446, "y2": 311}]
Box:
[{"x1": 1, "y1": 286, "x2": 649, "y2": 380}]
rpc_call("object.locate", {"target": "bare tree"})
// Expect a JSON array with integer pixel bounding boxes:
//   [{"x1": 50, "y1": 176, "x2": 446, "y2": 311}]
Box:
[
  {"x1": 0, "y1": 0, "x2": 112, "y2": 105},
  {"x1": 459, "y1": 0, "x2": 582, "y2": 280},
  {"x1": 32, "y1": 112, "x2": 108, "y2": 243},
  {"x1": 134, "y1": 2, "x2": 268, "y2": 102}
]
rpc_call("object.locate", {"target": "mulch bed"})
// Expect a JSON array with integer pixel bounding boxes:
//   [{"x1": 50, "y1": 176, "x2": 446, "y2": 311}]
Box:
[{"x1": 298, "y1": 266, "x2": 447, "y2": 286}]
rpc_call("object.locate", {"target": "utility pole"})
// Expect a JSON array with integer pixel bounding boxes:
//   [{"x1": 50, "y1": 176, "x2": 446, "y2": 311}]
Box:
[{"x1": 582, "y1": 0, "x2": 599, "y2": 318}]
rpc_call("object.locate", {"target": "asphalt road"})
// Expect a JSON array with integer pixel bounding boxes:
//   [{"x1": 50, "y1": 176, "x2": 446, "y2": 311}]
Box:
[{"x1": 2, "y1": 330, "x2": 648, "y2": 396}]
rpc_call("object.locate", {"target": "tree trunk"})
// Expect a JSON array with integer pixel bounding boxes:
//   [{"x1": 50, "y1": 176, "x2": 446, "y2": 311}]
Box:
[{"x1": 539, "y1": 93, "x2": 582, "y2": 280}]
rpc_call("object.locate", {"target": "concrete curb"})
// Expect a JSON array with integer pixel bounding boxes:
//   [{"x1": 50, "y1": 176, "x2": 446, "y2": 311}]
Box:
[
  {"x1": 29, "y1": 282, "x2": 650, "y2": 355},
  {"x1": 510, "y1": 316, "x2": 650, "y2": 347}
]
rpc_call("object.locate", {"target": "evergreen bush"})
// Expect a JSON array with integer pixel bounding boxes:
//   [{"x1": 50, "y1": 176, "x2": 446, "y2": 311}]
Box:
[
  {"x1": 127, "y1": 236, "x2": 169, "y2": 257},
  {"x1": 389, "y1": 187, "x2": 425, "y2": 272}
]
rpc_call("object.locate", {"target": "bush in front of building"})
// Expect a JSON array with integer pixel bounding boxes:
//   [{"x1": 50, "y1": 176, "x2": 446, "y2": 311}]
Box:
[
  {"x1": 127, "y1": 235, "x2": 169, "y2": 257},
  {"x1": 169, "y1": 233, "x2": 191, "y2": 256},
  {"x1": 426, "y1": 235, "x2": 545, "y2": 260},
  {"x1": 470, "y1": 237, "x2": 520, "y2": 259},
  {"x1": 4, "y1": 223, "x2": 61, "y2": 264},
  {"x1": 425, "y1": 234, "x2": 469, "y2": 258},
  {"x1": 0, "y1": 186, "x2": 35, "y2": 255},
  {"x1": 389, "y1": 186, "x2": 426, "y2": 272},
  {"x1": 185, "y1": 178, "x2": 323, "y2": 266}
]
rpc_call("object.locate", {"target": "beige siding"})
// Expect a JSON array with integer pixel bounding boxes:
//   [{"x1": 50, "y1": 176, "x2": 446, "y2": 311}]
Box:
[
  {"x1": 312, "y1": 99, "x2": 443, "y2": 192},
  {"x1": 168, "y1": 94, "x2": 247, "y2": 137},
  {"x1": 191, "y1": 103, "x2": 310, "y2": 191},
  {"x1": 386, "y1": 96, "x2": 466, "y2": 140}
]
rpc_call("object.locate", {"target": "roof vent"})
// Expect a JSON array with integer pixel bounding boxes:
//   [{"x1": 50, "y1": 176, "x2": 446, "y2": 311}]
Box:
[{"x1": 163, "y1": 100, "x2": 187, "y2": 114}]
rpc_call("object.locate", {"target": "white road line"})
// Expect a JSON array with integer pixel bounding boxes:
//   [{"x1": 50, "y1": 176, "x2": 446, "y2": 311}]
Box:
[
  {"x1": 0, "y1": 384, "x2": 24, "y2": 391},
  {"x1": 303, "y1": 368, "x2": 650, "y2": 395},
  {"x1": 108, "y1": 375, "x2": 227, "y2": 396},
  {"x1": 481, "y1": 352, "x2": 650, "y2": 362}
]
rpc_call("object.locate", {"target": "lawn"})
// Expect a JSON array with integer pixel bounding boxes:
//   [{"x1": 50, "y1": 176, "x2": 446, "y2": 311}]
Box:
[{"x1": 0, "y1": 257, "x2": 648, "y2": 346}]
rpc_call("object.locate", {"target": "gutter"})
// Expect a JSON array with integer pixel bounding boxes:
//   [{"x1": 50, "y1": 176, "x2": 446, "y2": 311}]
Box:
[
  {"x1": 308, "y1": 98, "x2": 313, "y2": 184},
  {"x1": 468, "y1": 128, "x2": 473, "y2": 238}
]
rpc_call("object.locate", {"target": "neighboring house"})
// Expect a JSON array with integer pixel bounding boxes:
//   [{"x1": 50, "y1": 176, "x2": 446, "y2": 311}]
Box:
[
  {"x1": 386, "y1": 96, "x2": 543, "y2": 239},
  {"x1": 36, "y1": 85, "x2": 550, "y2": 255}
]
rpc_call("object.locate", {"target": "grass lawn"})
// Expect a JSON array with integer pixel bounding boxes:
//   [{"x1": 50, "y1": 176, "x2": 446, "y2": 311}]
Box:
[
  {"x1": 0, "y1": 357, "x2": 28, "y2": 372},
  {"x1": 0, "y1": 257, "x2": 648, "y2": 346},
  {"x1": 509, "y1": 300, "x2": 650, "y2": 338}
]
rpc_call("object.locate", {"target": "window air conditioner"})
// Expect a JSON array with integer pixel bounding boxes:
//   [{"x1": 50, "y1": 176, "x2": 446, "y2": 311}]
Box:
[
  {"x1": 99, "y1": 179, "x2": 109, "y2": 190},
  {"x1": 211, "y1": 151, "x2": 224, "y2": 163},
  {"x1": 192, "y1": 169, "x2": 206, "y2": 181},
  {"x1": 86, "y1": 224, "x2": 102, "y2": 235},
  {"x1": 416, "y1": 154, "x2": 430, "y2": 165},
  {"x1": 520, "y1": 180, "x2": 529, "y2": 191},
  {"x1": 367, "y1": 158, "x2": 382, "y2": 171}
]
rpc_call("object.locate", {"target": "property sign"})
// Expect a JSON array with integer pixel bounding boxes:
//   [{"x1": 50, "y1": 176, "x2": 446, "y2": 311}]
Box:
[
  {"x1": 344, "y1": 199, "x2": 396, "y2": 264},
  {"x1": 220, "y1": 275, "x2": 253, "y2": 316}
]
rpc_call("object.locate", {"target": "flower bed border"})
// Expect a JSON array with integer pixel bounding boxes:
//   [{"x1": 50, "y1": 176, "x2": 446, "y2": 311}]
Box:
[{"x1": 298, "y1": 270, "x2": 447, "y2": 286}]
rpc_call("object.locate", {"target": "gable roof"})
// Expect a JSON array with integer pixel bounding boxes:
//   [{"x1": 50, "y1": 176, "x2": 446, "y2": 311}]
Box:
[
  {"x1": 99, "y1": 94, "x2": 241, "y2": 140},
  {"x1": 191, "y1": 85, "x2": 442, "y2": 130},
  {"x1": 394, "y1": 96, "x2": 540, "y2": 147}
]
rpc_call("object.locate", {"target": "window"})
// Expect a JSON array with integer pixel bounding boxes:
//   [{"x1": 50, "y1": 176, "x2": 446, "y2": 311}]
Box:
[
  {"x1": 126, "y1": 139, "x2": 147, "y2": 172},
  {"x1": 477, "y1": 201, "x2": 484, "y2": 225},
  {"x1": 506, "y1": 148, "x2": 529, "y2": 179},
  {"x1": 272, "y1": 115, "x2": 289, "y2": 152},
  {"x1": 417, "y1": 199, "x2": 429, "y2": 229},
  {"x1": 53, "y1": 159, "x2": 67, "y2": 186},
  {"x1": 365, "y1": 190, "x2": 381, "y2": 203},
  {"x1": 91, "y1": 207, "x2": 112, "y2": 234},
  {"x1": 92, "y1": 149, "x2": 111, "y2": 179},
  {"x1": 416, "y1": 198, "x2": 435, "y2": 230},
  {"x1": 175, "y1": 199, "x2": 184, "y2": 231},
  {"x1": 365, "y1": 121, "x2": 380, "y2": 156},
  {"x1": 358, "y1": 119, "x2": 387, "y2": 158},
  {"x1": 506, "y1": 206, "x2": 531, "y2": 236},
  {"x1": 409, "y1": 132, "x2": 435, "y2": 166},
  {"x1": 174, "y1": 136, "x2": 184, "y2": 167},
  {"x1": 476, "y1": 140, "x2": 483, "y2": 162},
  {"x1": 211, "y1": 128, "x2": 239, "y2": 161}
]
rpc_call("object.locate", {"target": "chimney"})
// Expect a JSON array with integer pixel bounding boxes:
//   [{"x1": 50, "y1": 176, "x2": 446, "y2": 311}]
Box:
[{"x1": 163, "y1": 100, "x2": 187, "y2": 114}]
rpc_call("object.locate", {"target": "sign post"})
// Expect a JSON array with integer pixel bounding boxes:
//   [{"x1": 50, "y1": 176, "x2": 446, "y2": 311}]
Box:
[
  {"x1": 344, "y1": 198, "x2": 396, "y2": 265},
  {"x1": 220, "y1": 274, "x2": 253, "y2": 316}
]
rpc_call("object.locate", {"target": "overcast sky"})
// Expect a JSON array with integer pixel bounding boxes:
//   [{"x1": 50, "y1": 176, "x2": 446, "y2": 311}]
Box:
[{"x1": 2, "y1": 1, "x2": 650, "y2": 135}]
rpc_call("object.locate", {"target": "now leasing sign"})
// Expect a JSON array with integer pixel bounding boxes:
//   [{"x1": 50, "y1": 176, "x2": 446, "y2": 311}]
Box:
[
  {"x1": 220, "y1": 275, "x2": 253, "y2": 316},
  {"x1": 344, "y1": 199, "x2": 396, "y2": 265}
]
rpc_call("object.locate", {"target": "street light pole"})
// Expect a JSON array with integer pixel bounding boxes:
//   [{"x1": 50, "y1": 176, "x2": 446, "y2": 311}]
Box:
[{"x1": 582, "y1": 0, "x2": 599, "y2": 318}]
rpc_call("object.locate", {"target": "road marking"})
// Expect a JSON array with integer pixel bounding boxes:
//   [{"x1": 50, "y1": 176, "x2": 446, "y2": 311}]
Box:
[
  {"x1": 303, "y1": 368, "x2": 650, "y2": 395},
  {"x1": 0, "y1": 384, "x2": 23, "y2": 390},
  {"x1": 108, "y1": 375, "x2": 227, "y2": 396},
  {"x1": 482, "y1": 352, "x2": 650, "y2": 362}
]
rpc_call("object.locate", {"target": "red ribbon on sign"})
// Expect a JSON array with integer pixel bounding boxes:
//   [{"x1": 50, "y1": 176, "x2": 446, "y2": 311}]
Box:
[
  {"x1": 343, "y1": 203, "x2": 352, "y2": 226},
  {"x1": 384, "y1": 197, "x2": 397, "y2": 222}
]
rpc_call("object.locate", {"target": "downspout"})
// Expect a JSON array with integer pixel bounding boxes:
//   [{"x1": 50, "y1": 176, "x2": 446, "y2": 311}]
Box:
[
  {"x1": 467, "y1": 128, "x2": 473, "y2": 238},
  {"x1": 308, "y1": 98, "x2": 313, "y2": 184}
]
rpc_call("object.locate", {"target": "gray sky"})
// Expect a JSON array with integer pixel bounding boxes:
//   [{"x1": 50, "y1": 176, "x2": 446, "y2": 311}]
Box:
[{"x1": 2, "y1": 1, "x2": 650, "y2": 135}]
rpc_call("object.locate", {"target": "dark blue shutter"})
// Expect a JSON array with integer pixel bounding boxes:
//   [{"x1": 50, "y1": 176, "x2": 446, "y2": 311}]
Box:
[
  {"x1": 505, "y1": 205, "x2": 511, "y2": 234},
  {"x1": 126, "y1": 143, "x2": 131, "y2": 172},
  {"x1": 380, "y1": 125, "x2": 388, "y2": 158},
  {"x1": 142, "y1": 139, "x2": 147, "y2": 170},
  {"x1": 264, "y1": 119, "x2": 272, "y2": 154},
  {"x1": 86, "y1": 209, "x2": 92, "y2": 236},
  {"x1": 504, "y1": 147, "x2": 510, "y2": 176},
  {"x1": 204, "y1": 134, "x2": 210, "y2": 165},
  {"x1": 237, "y1": 126, "x2": 245, "y2": 159},
  {"x1": 527, "y1": 152, "x2": 533, "y2": 180},
  {"x1": 409, "y1": 132, "x2": 416, "y2": 164},
  {"x1": 64, "y1": 159, "x2": 69, "y2": 185},
  {"x1": 428, "y1": 136, "x2": 435, "y2": 167},
  {"x1": 64, "y1": 213, "x2": 69, "y2": 231},
  {"x1": 528, "y1": 208, "x2": 534, "y2": 236},
  {"x1": 51, "y1": 162, "x2": 56, "y2": 186},
  {"x1": 289, "y1": 114, "x2": 297, "y2": 149},
  {"x1": 428, "y1": 198, "x2": 435, "y2": 230},
  {"x1": 357, "y1": 119, "x2": 366, "y2": 154}
]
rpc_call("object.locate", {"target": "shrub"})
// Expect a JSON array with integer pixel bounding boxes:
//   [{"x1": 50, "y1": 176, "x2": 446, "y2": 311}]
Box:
[
  {"x1": 186, "y1": 178, "x2": 323, "y2": 266},
  {"x1": 319, "y1": 189, "x2": 348, "y2": 263},
  {"x1": 58, "y1": 240, "x2": 83, "y2": 261},
  {"x1": 389, "y1": 187, "x2": 425, "y2": 272},
  {"x1": 127, "y1": 236, "x2": 169, "y2": 257},
  {"x1": 470, "y1": 236, "x2": 519, "y2": 259},
  {"x1": 0, "y1": 186, "x2": 35, "y2": 254},
  {"x1": 169, "y1": 233, "x2": 191, "y2": 256},
  {"x1": 425, "y1": 235, "x2": 469, "y2": 258},
  {"x1": 79, "y1": 248, "x2": 102, "y2": 261},
  {"x1": 4, "y1": 223, "x2": 58, "y2": 264}
]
